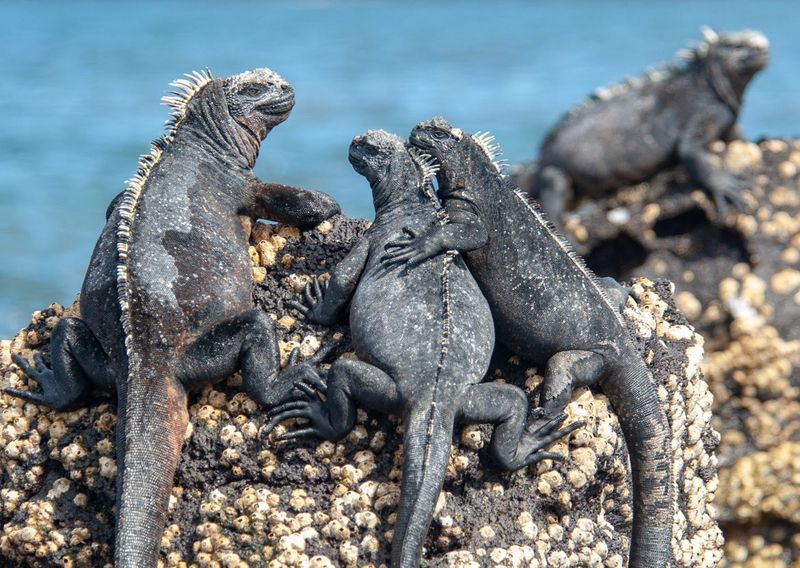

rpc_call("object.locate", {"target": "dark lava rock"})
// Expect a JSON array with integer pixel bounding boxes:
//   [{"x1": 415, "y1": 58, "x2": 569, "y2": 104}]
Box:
[{"x1": 0, "y1": 217, "x2": 720, "y2": 567}]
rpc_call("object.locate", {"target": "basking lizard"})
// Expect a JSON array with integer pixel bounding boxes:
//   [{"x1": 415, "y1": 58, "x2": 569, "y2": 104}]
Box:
[
  {"x1": 5, "y1": 68, "x2": 340, "y2": 567},
  {"x1": 516, "y1": 27, "x2": 769, "y2": 224},
  {"x1": 265, "y1": 130, "x2": 578, "y2": 567},
  {"x1": 390, "y1": 117, "x2": 673, "y2": 568}
]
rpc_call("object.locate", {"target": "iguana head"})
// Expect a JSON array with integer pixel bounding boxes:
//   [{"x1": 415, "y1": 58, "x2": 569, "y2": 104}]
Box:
[
  {"x1": 408, "y1": 117, "x2": 466, "y2": 186},
  {"x1": 349, "y1": 130, "x2": 409, "y2": 181},
  {"x1": 350, "y1": 130, "x2": 426, "y2": 211},
  {"x1": 222, "y1": 68, "x2": 295, "y2": 140},
  {"x1": 410, "y1": 117, "x2": 502, "y2": 191},
  {"x1": 699, "y1": 27, "x2": 769, "y2": 77}
]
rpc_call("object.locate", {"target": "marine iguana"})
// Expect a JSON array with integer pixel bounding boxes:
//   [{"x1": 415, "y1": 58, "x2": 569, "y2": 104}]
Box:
[
  {"x1": 4, "y1": 68, "x2": 340, "y2": 567},
  {"x1": 516, "y1": 27, "x2": 769, "y2": 225},
  {"x1": 390, "y1": 117, "x2": 673, "y2": 568},
  {"x1": 264, "y1": 130, "x2": 579, "y2": 568}
]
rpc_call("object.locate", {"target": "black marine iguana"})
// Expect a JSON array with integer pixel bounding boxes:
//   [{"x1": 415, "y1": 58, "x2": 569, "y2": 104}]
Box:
[
  {"x1": 264, "y1": 130, "x2": 579, "y2": 568},
  {"x1": 516, "y1": 27, "x2": 769, "y2": 224},
  {"x1": 387, "y1": 117, "x2": 673, "y2": 568},
  {"x1": 4, "y1": 68, "x2": 340, "y2": 567}
]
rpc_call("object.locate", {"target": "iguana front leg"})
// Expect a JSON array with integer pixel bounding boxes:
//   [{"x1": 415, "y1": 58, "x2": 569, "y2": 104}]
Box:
[
  {"x1": 290, "y1": 235, "x2": 370, "y2": 326},
  {"x1": 241, "y1": 179, "x2": 340, "y2": 228},
  {"x1": 4, "y1": 317, "x2": 113, "y2": 410},
  {"x1": 381, "y1": 203, "x2": 488, "y2": 267},
  {"x1": 679, "y1": 108, "x2": 749, "y2": 217}
]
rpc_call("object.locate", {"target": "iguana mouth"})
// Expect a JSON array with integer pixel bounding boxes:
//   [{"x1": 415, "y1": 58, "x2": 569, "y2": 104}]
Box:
[
  {"x1": 348, "y1": 147, "x2": 369, "y2": 175},
  {"x1": 257, "y1": 95, "x2": 295, "y2": 116}
]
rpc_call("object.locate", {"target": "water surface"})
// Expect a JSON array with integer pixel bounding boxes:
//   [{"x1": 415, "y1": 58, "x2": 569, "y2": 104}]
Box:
[{"x1": 1, "y1": 1, "x2": 798, "y2": 336}]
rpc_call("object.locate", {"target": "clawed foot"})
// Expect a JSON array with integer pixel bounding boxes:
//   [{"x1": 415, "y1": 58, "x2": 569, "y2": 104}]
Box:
[
  {"x1": 4, "y1": 353, "x2": 79, "y2": 410},
  {"x1": 262, "y1": 360, "x2": 338, "y2": 442},
  {"x1": 518, "y1": 410, "x2": 585, "y2": 467},
  {"x1": 710, "y1": 172, "x2": 750, "y2": 218},
  {"x1": 380, "y1": 227, "x2": 440, "y2": 268},
  {"x1": 288, "y1": 277, "x2": 331, "y2": 325}
]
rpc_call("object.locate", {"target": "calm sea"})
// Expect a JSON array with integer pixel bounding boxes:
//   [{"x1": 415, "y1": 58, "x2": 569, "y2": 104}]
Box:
[{"x1": 1, "y1": 1, "x2": 799, "y2": 337}]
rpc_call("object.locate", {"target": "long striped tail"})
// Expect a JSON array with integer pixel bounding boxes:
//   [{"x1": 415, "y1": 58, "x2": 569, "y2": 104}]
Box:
[
  {"x1": 605, "y1": 347, "x2": 673, "y2": 568},
  {"x1": 114, "y1": 357, "x2": 188, "y2": 567},
  {"x1": 391, "y1": 402, "x2": 456, "y2": 568}
]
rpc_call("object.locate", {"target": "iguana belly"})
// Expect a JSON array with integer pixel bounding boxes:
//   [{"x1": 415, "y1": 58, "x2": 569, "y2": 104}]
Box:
[{"x1": 349, "y1": 229, "x2": 493, "y2": 399}]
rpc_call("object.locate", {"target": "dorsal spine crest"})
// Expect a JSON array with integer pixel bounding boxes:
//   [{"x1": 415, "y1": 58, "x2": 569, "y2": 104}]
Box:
[
  {"x1": 116, "y1": 69, "x2": 214, "y2": 351},
  {"x1": 408, "y1": 147, "x2": 449, "y2": 226},
  {"x1": 471, "y1": 131, "x2": 506, "y2": 172}
]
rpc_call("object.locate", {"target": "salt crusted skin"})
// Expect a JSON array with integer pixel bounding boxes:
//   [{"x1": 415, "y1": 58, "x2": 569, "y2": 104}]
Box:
[
  {"x1": 397, "y1": 118, "x2": 675, "y2": 567},
  {"x1": 560, "y1": 138, "x2": 800, "y2": 567},
  {"x1": 265, "y1": 131, "x2": 577, "y2": 568},
  {"x1": 515, "y1": 27, "x2": 769, "y2": 226},
  {"x1": 1, "y1": 68, "x2": 340, "y2": 567},
  {"x1": 0, "y1": 258, "x2": 722, "y2": 567}
]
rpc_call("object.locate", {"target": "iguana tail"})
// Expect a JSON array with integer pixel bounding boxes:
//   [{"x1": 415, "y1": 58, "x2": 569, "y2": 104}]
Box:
[
  {"x1": 391, "y1": 402, "x2": 456, "y2": 568},
  {"x1": 114, "y1": 356, "x2": 188, "y2": 567},
  {"x1": 605, "y1": 345, "x2": 673, "y2": 568}
]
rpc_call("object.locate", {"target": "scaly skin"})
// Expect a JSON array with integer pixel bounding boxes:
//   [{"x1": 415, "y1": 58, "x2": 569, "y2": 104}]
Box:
[
  {"x1": 5, "y1": 68, "x2": 340, "y2": 567},
  {"x1": 394, "y1": 117, "x2": 673, "y2": 568},
  {"x1": 265, "y1": 130, "x2": 579, "y2": 568},
  {"x1": 516, "y1": 27, "x2": 769, "y2": 225}
]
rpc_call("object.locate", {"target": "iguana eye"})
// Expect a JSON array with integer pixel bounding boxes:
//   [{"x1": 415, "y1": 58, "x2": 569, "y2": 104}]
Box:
[
  {"x1": 433, "y1": 131, "x2": 447, "y2": 140},
  {"x1": 241, "y1": 85, "x2": 265, "y2": 97}
]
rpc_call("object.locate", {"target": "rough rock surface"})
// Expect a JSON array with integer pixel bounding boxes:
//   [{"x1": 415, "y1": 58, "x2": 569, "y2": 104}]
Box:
[
  {"x1": 0, "y1": 216, "x2": 720, "y2": 567},
  {"x1": 564, "y1": 139, "x2": 800, "y2": 567}
]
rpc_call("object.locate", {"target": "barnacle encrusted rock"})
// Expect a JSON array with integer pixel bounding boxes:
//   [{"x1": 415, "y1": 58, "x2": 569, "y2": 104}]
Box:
[
  {"x1": 0, "y1": 216, "x2": 720, "y2": 567},
  {"x1": 565, "y1": 139, "x2": 800, "y2": 567}
]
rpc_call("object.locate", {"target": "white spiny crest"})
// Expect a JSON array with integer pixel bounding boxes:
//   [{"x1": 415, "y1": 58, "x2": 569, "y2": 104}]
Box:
[
  {"x1": 407, "y1": 146, "x2": 449, "y2": 225},
  {"x1": 408, "y1": 146, "x2": 440, "y2": 187},
  {"x1": 160, "y1": 69, "x2": 214, "y2": 136},
  {"x1": 471, "y1": 131, "x2": 506, "y2": 172},
  {"x1": 116, "y1": 69, "x2": 213, "y2": 351},
  {"x1": 701, "y1": 25, "x2": 719, "y2": 44},
  {"x1": 680, "y1": 26, "x2": 723, "y2": 61}
]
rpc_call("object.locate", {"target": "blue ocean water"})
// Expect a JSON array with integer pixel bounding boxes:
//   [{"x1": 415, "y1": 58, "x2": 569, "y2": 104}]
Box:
[{"x1": 1, "y1": 1, "x2": 799, "y2": 337}]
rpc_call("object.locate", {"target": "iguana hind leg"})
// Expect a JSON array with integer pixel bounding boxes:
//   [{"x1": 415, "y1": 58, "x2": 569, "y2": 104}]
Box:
[
  {"x1": 264, "y1": 358, "x2": 402, "y2": 441},
  {"x1": 458, "y1": 383, "x2": 582, "y2": 469},
  {"x1": 177, "y1": 309, "x2": 290, "y2": 408},
  {"x1": 5, "y1": 317, "x2": 112, "y2": 410},
  {"x1": 524, "y1": 350, "x2": 607, "y2": 445}
]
